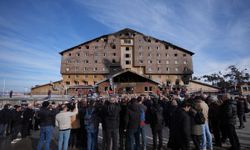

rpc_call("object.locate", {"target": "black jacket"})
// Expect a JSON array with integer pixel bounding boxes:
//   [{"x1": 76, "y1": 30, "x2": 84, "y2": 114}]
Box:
[
  {"x1": 12, "y1": 110, "x2": 23, "y2": 127},
  {"x1": 38, "y1": 107, "x2": 56, "y2": 127},
  {"x1": 220, "y1": 99, "x2": 237, "y2": 126},
  {"x1": 237, "y1": 100, "x2": 245, "y2": 115},
  {"x1": 102, "y1": 103, "x2": 121, "y2": 129},
  {"x1": 149, "y1": 103, "x2": 165, "y2": 129},
  {"x1": 0, "y1": 108, "x2": 11, "y2": 124},
  {"x1": 169, "y1": 108, "x2": 191, "y2": 149},
  {"x1": 125, "y1": 103, "x2": 141, "y2": 130}
]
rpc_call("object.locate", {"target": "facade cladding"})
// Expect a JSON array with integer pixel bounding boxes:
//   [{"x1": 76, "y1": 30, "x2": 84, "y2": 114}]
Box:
[{"x1": 60, "y1": 28, "x2": 194, "y2": 87}]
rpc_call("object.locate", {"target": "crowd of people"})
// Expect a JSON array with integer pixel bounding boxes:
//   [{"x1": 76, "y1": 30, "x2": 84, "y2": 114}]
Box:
[{"x1": 0, "y1": 92, "x2": 249, "y2": 150}]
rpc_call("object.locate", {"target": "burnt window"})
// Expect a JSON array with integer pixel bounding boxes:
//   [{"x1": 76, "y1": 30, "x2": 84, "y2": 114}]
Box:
[
  {"x1": 174, "y1": 53, "x2": 178, "y2": 57},
  {"x1": 165, "y1": 45, "x2": 169, "y2": 49},
  {"x1": 86, "y1": 45, "x2": 89, "y2": 49},
  {"x1": 125, "y1": 60, "x2": 131, "y2": 65},
  {"x1": 125, "y1": 54, "x2": 130, "y2": 58},
  {"x1": 113, "y1": 53, "x2": 116, "y2": 56},
  {"x1": 69, "y1": 53, "x2": 71, "y2": 56},
  {"x1": 112, "y1": 59, "x2": 116, "y2": 63},
  {"x1": 149, "y1": 87, "x2": 152, "y2": 91},
  {"x1": 112, "y1": 45, "x2": 116, "y2": 49}
]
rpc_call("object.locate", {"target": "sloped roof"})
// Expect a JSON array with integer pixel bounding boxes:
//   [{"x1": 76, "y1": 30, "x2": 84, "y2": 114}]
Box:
[
  {"x1": 190, "y1": 80, "x2": 220, "y2": 89},
  {"x1": 94, "y1": 70, "x2": 161, "y2": 86},
  {"x1": 59, "y1": 28, "x2": 194, "y2": 55},
  {"x1": 31, "y1": 80, "x2": 63, "y2": 89}
]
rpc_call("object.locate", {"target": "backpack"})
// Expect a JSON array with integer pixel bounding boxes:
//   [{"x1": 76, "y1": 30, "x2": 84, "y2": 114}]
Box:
[{"x1": 194, "y1": 111, "x2": 205, "y2": 125}]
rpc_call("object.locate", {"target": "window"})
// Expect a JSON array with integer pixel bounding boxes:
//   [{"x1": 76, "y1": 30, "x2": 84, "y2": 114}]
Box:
[
  {"x1": 74, "y1": 81, "x2": 79, "y2": 85},
  {"x1": 83, "y1": 67, "x2": 87, "y2": 71},
  {"x1": 66, "y1": 81, "x2": 70, "y2": 85},
  {"x1": 184, "y1": 61, "x2": 187, "y2": 64},
  {"x1": 125, "y1": 60, "x2": 131, "y2": 65},
  {"x1": 166, "y1": 60, "x2": 169, "y2": 64},
  {"x1": 175, "y1": 68, "x2": 179, "y2": 72},
  {"x1": 93, "y1": 67, "x2": 97, "y2": 71},
  {"x1": 148, "y1": 67, "x2": 152, "y2": 71},
  {"x1": 94, "y1": 53, "x2": 98, "y2": 56},
  {"x1": 124, "y1": 39, "x2": 131, "y2": 44},
  {"x1": 139, "y1": 60, "x2": 143, "y2": 64},
  {"x1": 157, "y1": 46, "x2": 160, "y2": 50},
  {"x1": 139, "y1": 52, "x2": 143, "y2": 57},
  {"x1": 149, "y1": 87, "x2": 153, "y2": 91},
  {"x1": 174, "y1": 53, "x2": 178, "y2": 57},
  {"x1": 148, "y1": 60, "x2": 152, "y2": 64},
  {"x1": 95, "y1": 60, "x2": 98, "y2": 63},
  {"x1": 157, "y1": 53, "x2": 160, "y2": 57},
  {"x1": 78, "y1": 46, "x2": 81, "y2": 49},
  {"x1": 242, "y1": 87, "x2": 248, "y2": 91},
  {"x1": 157, "y1": 67, "x2": 161, "y2": 72},
  {"x1": 148, "y1": 53, "x2": 152, "y2": 57},
  {"x1": 144, "y1": 87, "x2": 148, "y2": 91},
  {"x1": 66, "y1": 68, "x2": 69, "y2": 72},
  {"x1": 166, "y1": 53, "x2": 169, "y2": 57},
  {"x1": 84, "y1": 60, "x2": 89, "y2": 63},
  {"x1": 166, "y1": 67, "x2": 169, "y2": 71},
  {"x1": 68, "y1": 75, "x2": 70, "y2": 78},
  {"x1": 85, "y1": 53, "x2": 89, "y2": 56},
  {"x1": 112, "y1": 45, "x2": 116, "y2": 49},
  {"x1": 157, "y1": 60, "x2": 161, "y2": 64},
  {"x1": 76, "y1": 53, "x2": 80, "y2": 56},
  {"x1": 125, "y1": 54, "x2": 130, "y2": 58},
  {"x1": 105, "y1": 87, "x2": 109, "y2": 91},
  {"x1": 94, "y1": 81, "x2": 97, "y2": 84},
  {"x1": 94, "y1": 75, "x2": 97, "y2": 78},
  {"x1": 126, "y1": 47, "x2": 129, "y2": 51},
  {"x1": 175, "y1": 60, "x2": 178, "y2": 64},
  {"x1": 86, "y1": 45, "x2": 89, "y2": 49},
  {"x1": 104, "y1": 53, "x2": 106, "y2": 56},
  {"x1": 69, "y1": 53, "x2": 71, "y2": 56},
  {"x1": 112, "y1": 59, "x2": 116, "y2": 63},
  {"x1": 148, "y1": 46, "x2": 151, "y2": 50},
  {"x1": 139, "y1": 46, "x2": 142, "y2": 50},
  {"x1": 183, "y1": 54, "x2": 187, "y2": 57},
  {"x1": 76, "y1": 60, "x2": 80, "y2": 64},
  {"x1": 103, "y1": 68, "x2": 106, "y2": 71},
  {"x1": 113, "y1": 53, "x2": 116, "y2": 56},
  {"x1": 165, "y1": 45, "x2": 169, "y2": 49},
  {"x1": 94, "y1": 46, "x2": 98, "y2": 49}
]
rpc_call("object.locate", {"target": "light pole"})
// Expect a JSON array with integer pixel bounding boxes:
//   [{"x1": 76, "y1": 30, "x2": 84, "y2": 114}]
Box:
[{"x1": 2, "y1": 79, "x2": 5, "y2": 97}]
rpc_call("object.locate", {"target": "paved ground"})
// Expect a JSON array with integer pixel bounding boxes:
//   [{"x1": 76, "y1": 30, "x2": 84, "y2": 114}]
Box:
[{"x1": 1, "y1": 115, "x2": 250, "y2": 150}]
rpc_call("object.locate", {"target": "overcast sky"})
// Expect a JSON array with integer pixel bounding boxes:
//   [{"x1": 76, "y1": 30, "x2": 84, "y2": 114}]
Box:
[{"x1": 0, "y1": 0, "x2": 250, "y2": 92}]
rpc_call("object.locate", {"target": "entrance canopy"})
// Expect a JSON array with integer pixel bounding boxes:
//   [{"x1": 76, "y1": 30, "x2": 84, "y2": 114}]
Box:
[{"x1": 95, "y1": 70, "x2": 160, "y2": 86}]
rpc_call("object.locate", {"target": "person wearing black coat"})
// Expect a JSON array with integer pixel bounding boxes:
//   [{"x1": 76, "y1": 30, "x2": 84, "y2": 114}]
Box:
[
  {"x1": 102, "y1": 97, "x2": 121, "y2": 150},
  {"x1": 0, "y1": 104, "x2": 11, "y2": 137},
  {"x1": 21, "y1": 104, "x2": 34, "y2": 138},
  {"x1": 119, "y1": 97, "x2": 128, "y2": 150},
  {"x1": 10, "y1": 105, "x2": 23, "y2": 143},
  {"x1": 168, "y1": 101, "x2": 191, "y2": 150},
  {"x1": 236, "y1": 97, "x2": 245, "y2": 128},
  {"x1": 149, "y1": 98, "x2": 164, "y2": 150},
  {"x1": 124, "y1": 98, "x2": 141, "y2": 150},
  {"x1": 220, "y1": 93, "x2": 240, "y2": 150},
  {"x1": 37, "y1": 101, "x2": 57, "y2": 150}
]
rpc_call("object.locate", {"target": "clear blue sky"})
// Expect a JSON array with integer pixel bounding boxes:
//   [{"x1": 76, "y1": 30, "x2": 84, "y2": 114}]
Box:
[{"x1": 0, "y1": 0, "x2": 250, "y2": 92}]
